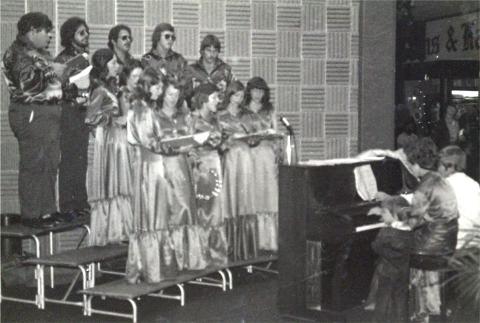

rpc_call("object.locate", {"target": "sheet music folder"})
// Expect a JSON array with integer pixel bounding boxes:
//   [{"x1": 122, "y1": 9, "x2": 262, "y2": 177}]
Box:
[{"x1": 160, "y1": 131, "x2": 210, "y2": 149}]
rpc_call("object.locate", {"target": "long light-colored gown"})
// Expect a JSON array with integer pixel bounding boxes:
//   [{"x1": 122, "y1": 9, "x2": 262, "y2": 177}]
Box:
[
  {"x1": 218, "y1": 108, "x2": 258, "y2": 262},
  {"x1": 86, "y1": 85, "x2": 133, "y2": 246},
  {"x1": 155, "y1": 107, "x2": 209, "y2": 271},
  {"x1": 249, "y1": 107, "x2": 279, "y2": 252},
  {"x1": 191, "y1": 113, "x2": 228, "y2": 267},
  {"x1": 125, "y1": 100, "x2": 178, "y2": 283}
]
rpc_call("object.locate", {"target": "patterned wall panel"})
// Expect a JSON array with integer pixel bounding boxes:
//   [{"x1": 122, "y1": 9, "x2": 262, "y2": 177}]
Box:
[
  {"x1": 1, "y1": 0, "x2": 363, "y2": 214},
  {"x1": 173, "y1": 1, "x2": 199, "y2": 27},
  {"x1": 302, "y1": 110, "x2": 324, "y2": 138},
  {"x1": 302, "y1": 59, "x2": 325, "y2": 85},
  {"x1": 277, "y1": 31, "x2": 300, "y2": 58},
  {"x1": 325, "y1": 113, "x2": 349, "y2": 136},
  {"x1": 325, "y1": 137, "x2": 348, "y2": 158},
  {"x1": 117, "y1": 0, "x2": 145, "y2": 26},
  {"x1": 302, "y1": 0, "x2": 325, "y2": 32},
  {"x1": 252, "y1": 57, "x2": 276, "y2": 85},
  {"x1": 301, "y1": 139, "x2": 325, "y2": 161},
  {"x1": 175, "y1": 27, "x2": 198, "y2": 58},
  {"x1": 277, "y1": 5, "x2": 301, "y2": 30},
  {"x1": 145, "y1": 0, "x2": 171, "y2": 26},
  {"x1": 252, "y1": 2, "x2": 275, "y2": 31},
  {"x1": 277, "y1": 59, "x2": 301, "y2": 84},
  {"x1": 86, "y1": 0, "x2": 115, "y2": 25},
  {"x1": 1, "y1": 171, "x2": 19, "y2": 213},
  {"x1": 302, "y1": 87, "x2": 325, "y2": 110},
  {"x1": 58, "y1": 0, "x2": 86, "y2": 24},
  {"x1": 225, "y1": 30, "x2": 250, "y2": 57},
  {"x1": 277, "y1": 85, "x2": 300, "y2": 112},
  {"x1": 226, "y1": 3, "x2": 250, "y2": 30},
  {"x1": 325, "y1": 85, "x2": 348, "y2": 111},
  {"x1": 326, "y1": 6, "x2": 351, "y2": 31},
  {"x1": 200, "y1": 0, "x2": 225, "y2": 30},
  {"x1": 1, "y1": 0, "x2": 25, "y2": 23},
  {"x1": 302, "y1": 33, "x2": 326, "y2": 58},
  {"x1": 252, "y1": 32, "x2": 276, "y2": 57},
  {"x1": 327, "y1": 32, "x2": 350, "y2": 59}
]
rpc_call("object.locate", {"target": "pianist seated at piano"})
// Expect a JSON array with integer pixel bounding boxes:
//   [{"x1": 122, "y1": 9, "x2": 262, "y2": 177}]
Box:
[{"x1": 372, "y1": 137, "x2": 459, "y2": 323}]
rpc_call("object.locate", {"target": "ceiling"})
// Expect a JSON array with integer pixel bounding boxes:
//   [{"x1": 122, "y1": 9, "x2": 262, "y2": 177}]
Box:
[{"x1": 410, "y1": 0, "x2": 479, "y2": 21}]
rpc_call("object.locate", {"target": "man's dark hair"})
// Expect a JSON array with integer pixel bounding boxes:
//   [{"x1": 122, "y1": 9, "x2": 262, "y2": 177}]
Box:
[
  {"x1": 151, "y1": 23, "x2": 174, "y2": 50},
  {"x1": 108, "y1": 24, "x2": 132, "y2": 50},
  {"x1": 200, "y1": 34, "x2": 221, "y2": 52},
  {"x1": 60, "y1": 17, "x2": 88, "y2": 48},
  {"x1": 17, "y1": 12, "x2": 53, "y2": 36}
]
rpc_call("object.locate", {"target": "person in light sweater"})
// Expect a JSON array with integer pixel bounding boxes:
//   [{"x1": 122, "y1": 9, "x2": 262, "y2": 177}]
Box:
[{"x1": 437, "y1": 145, "x2": 480, "y2": 249}]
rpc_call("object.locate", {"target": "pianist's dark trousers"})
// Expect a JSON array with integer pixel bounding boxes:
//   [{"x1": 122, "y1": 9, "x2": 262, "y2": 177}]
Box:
[
  {"x1": 374, "y1": 271, "x2": 409, "y2": 323},
  {"x1": 8, "y1": 102, "x2": 62, "y2": 219},
  {"x1": 58, "y1": 101, "x2": 90, "y2": 213}
]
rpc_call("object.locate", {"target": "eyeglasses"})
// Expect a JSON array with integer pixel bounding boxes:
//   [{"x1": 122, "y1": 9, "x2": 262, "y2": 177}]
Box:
[
  {"x1": 120, "y1": 35, "x2": 133, "y2": 41},
  {"x1": 163, "y1": 34, "x2": 176, "y2": 41},
  {"x1": 76, "y1": 29, "x2": 89, "y2": 36}
]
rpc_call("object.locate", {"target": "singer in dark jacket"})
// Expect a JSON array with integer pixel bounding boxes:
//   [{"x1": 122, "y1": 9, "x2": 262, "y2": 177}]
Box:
[{"x1": 55, "y1": 17, "x2": 91, "y2": 219}]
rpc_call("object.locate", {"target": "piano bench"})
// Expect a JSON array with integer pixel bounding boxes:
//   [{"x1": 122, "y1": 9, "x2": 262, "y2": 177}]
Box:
[{"x1": 410, "y1": 253, "x2": 453, "y2": 322}]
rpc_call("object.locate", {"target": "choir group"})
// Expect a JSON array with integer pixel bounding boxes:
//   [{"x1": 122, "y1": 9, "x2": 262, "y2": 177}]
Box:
[{"x1": 3, "y1": 12, "x2": 283, "y2": 285}]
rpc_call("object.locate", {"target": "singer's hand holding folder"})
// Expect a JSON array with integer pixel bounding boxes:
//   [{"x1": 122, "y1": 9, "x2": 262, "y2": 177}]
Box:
[{"x1": 160, "y1": 131, "x2": 211, "y2": 150}]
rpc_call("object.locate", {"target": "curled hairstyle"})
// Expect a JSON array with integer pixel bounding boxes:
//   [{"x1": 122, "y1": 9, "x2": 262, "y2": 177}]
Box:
[
  {"x1": 132, "y1": 67, "x2": 165, "y2": 104},
  {"x1": 159, "y1": 74, "x2": 185, "y2": 109},
  {"x1": 17, "y1": 12, "x2": 53, "y2": 35},
  {"x1": 89, "y1": 48, "x2": 114, "y2": 91},
  {"x1": 108, "y1": 24, "x2": 132, "y2": 50},
  {"x1": 200, "y1": 34, "x2": 221, "y2": 52},
  {"x1": 439, "y1": 145, "x2": 466, "y2": 172},
  {"x1": 119, "y1": 59, "x2": 143, "y2": 87},
  {"x1": 245, "y1": 76, "x2": 272, "y2": 111},
  {"x1": 193, "y1": 83, "x2": 219, "y2": 110},
  {"x1": 404, "y1": 136, "x2": 438, "y2": 171},
  {"x1": 60, "y1": 17, "x2": 88, "y2": 48},
  {"x1": 224, "y1": 80, "x2": 245, "y2": 104},
  {"x1": 151, "y1": 23, "x2": 174, "y2": 50}
]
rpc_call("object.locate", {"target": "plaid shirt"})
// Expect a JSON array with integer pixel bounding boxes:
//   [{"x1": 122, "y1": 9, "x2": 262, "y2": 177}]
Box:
[{"x1": 2, "y1": 36, "x2": 62, "y2": 104}]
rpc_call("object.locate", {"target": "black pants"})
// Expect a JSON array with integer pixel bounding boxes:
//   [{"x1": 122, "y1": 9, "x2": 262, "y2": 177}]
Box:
[
  {"x1": 9, "y1": 102, "x2": 61, "y2": 219},
  {"x1": 58, "y1": 102, "x2": 90, "y2": 212},
  {"x1": 374, "y1": 272, "x2": 409, "y2": 323}
]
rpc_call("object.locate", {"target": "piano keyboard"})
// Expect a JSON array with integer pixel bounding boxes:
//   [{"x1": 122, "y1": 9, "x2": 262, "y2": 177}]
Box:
[{"x1": 355, "y1": 222, "x2": 387, "y2": 232}]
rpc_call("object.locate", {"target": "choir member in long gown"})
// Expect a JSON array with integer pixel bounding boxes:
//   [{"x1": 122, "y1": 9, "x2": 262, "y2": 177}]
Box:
[
  {"x1": 218, "y1": 80, "x2": 259, "y2": 262},
  {"x1": 125, "y1": 68, "x2": 178, "y2": 283},
  {"x1": 191, "y1": 83, "x2": 228, "y2": 267},
  {"x1": 86, "y1": 48, "x2": 133, "y2": 246},
  {"x1": 156, "y1": 77, "x2": 208, "y2": 271},
  {"x1": 244, "y1": 77, "x2": 279, "y2": 253}
]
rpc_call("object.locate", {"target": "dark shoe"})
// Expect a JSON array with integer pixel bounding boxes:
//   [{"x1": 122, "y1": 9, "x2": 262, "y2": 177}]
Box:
[
  {"x1": 21, "y1": 215, "x2": 58, "y2": 229},
  {"x1": 57, "y1": 210, "x2": 77, "y2": 222},
  {"x1": 38, "y1": 213, "x2": 61, "y2": 228}
]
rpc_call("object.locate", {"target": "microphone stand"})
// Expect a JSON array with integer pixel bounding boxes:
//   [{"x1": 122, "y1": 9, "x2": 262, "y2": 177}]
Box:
[{"x1": 285, "y1": 127, "x2": 297, "y2": 165}]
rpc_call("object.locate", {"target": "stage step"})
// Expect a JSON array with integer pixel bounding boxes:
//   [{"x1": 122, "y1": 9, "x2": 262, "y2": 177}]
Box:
[{"x1": 23, "y1": 244, "x2": 128, "y2": 268}]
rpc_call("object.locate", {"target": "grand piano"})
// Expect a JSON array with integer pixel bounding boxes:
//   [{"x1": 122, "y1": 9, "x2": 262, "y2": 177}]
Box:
[{"x1": 277, "y1": 157, "x2": 415, "y2": 321}]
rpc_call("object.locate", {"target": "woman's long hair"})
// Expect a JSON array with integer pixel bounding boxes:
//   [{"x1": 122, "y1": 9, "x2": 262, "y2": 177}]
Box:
[
  {"x1": 119, "y1": 59, "x2": 143, "y2": 87},
  {"x1": 244, "y1": 76, "x2": 273, "y2": 112},
  {"x1": 131, "y1": 67, "x2": 165, "y2": 107},
  {"x1": 89, "y1": 48, "x2": 116, "y2": 93},
  {"x1": 159, "y1": 74, "x2": 185, "y2": 110}
]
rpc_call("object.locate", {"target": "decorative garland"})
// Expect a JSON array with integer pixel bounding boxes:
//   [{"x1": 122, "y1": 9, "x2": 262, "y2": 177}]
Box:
[{"x1": 196, "y1": 169, "x2": 222, "y2": 201}]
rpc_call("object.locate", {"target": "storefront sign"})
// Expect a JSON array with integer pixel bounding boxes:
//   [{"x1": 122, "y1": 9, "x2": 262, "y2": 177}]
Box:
[{"x1": 424, "y1": 11, "x2": 479, "y2": 61}]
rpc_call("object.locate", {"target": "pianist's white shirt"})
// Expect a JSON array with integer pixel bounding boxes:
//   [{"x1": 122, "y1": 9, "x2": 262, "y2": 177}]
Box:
[{"x1": 445, "y1": 172, "x2": 480, "y2": 249}]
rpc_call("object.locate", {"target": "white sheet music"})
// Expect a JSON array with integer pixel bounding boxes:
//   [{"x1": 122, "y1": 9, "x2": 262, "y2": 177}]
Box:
[{"x1": 299, "y1": 156, "x2": 384, "y2": 166}]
